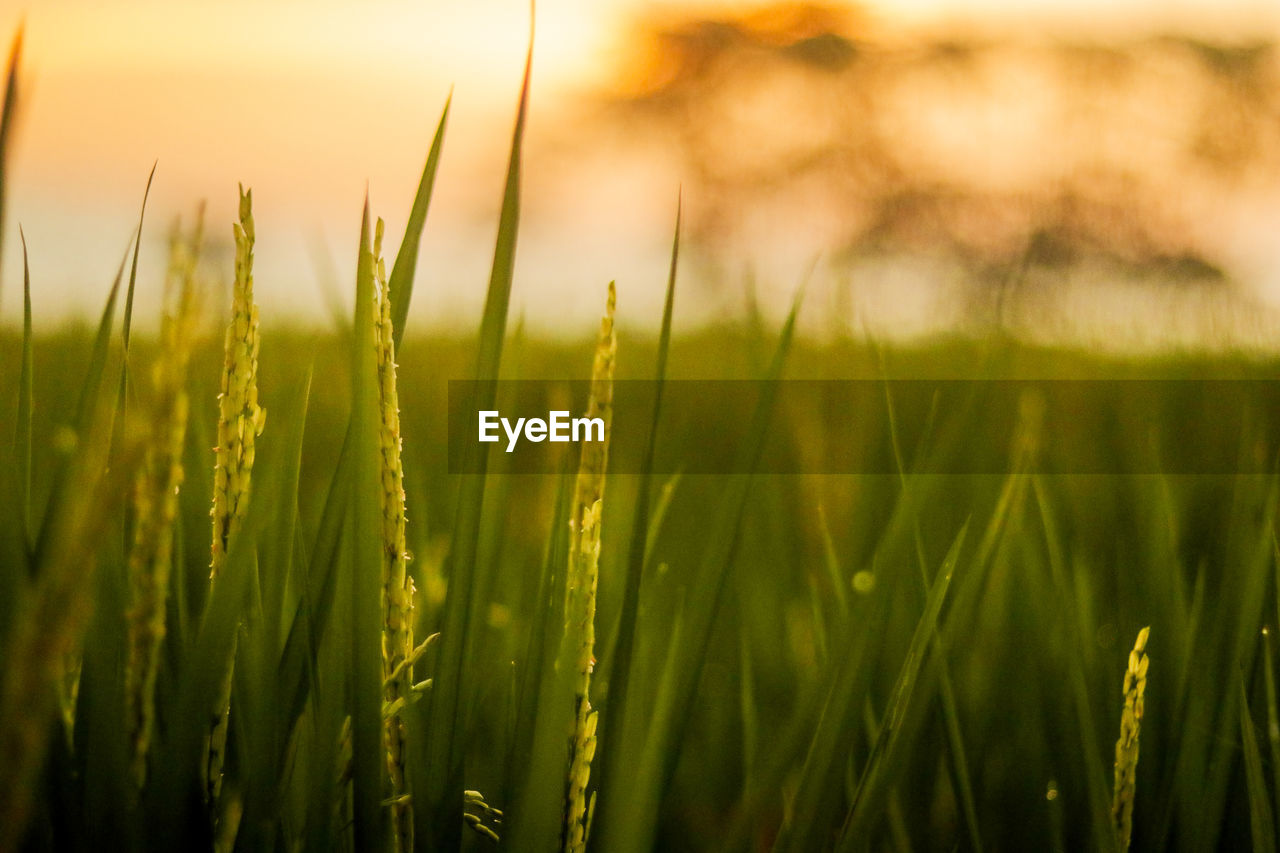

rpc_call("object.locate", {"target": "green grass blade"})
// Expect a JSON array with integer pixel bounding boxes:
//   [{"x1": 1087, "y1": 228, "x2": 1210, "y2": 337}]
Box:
[
  {"x1": 836, "y1": 523, "x2": 968, "y2": 849},
  {"x1": 146, "y1": 492, "x2": 260, "y2": 848},
  {"x1": 261, "y1": 368, "x2": 312, "y2": 659},
  {"x1": 1240, "y1": 670, "x2": 1277, "y2": 853},
  {"x1": 593, "y1": 197, "x2": 680, "y2": 845},
  {"x1": 76, "y1": 247, "x2": 131, "y2": 431},
  {"x1": 770, "y1": 605, "x2": 886, "y2": 852},
  {"x1": 226, "y1": 370, "x2": 314, "y2": 840},
  {"x1": 15, "y1": 227, "x2": 31, "y2": 553},
  {"x1": 420, "y1": 23, "x2": 531, "y2": 851},
  {"x1": 1033, "y1": 476, "x2": 1116, "y2": 852},
  {"x1": 642, "y1": 471, "x2": 681, "y2": 567},
  {"x1": 656, "y1": 288, "x2": 801, "y2": 777},
  {"x1": 34, "y1": 239, "x2": 133, "y2": 563},
  {"x1": 737, "y1": 625, "x2": 760, "y2": 787},
  {"x1": 603, "y1": 590, "x2": 687, "y2": 853},
  {"x1": 717, "y1": 616, "x2": 853, "y2": 851},
  {"x1": 501, "y1": 460, "x2": 573, "y2": 809},
  {"x1": 278, "y1": 421, "x2": 352, "y2": 737},
  {"x1": 73, "y1": 530, "x2": 131, "y2": 845},
  {"x1": 389, "y1": 95, "x2": 450, "y2": 351},
  {"x1": 347, "y1": 197, "x2": 387, "y2": 852},
  {"x1": 0, "y1": 354, "x2": 132, "y2": 852},
  {"x1": 120, "y1": 161, "x2": 157, "y2": 353},
  {"x1": 505, "y1": 521, "x2": 580, "y2": 848},
  {"x1": 177, "y1": 377, "x2": 213, "y2": 632},
  {"x1": 600, "y1": 289, "x2": 801, "y2": 853},
  {"x1": 815, "y1": 504, "x2": 848, "y2": 619},
  {"x1": 1265, "y1": 627, "x2": 1280, "y2": 831},
  {"x1": 879, "y1": 366, "x2": 982, "y2": 853},
  {"x1": 1191, "y1": 479, "x2": 1279, "y2": 849},
  {"x1": 473, "y1": 59, "x2": 528, "y2": 385},
  {"x1": 0, "y1": 24, "x2": 21, "y2": 310}
]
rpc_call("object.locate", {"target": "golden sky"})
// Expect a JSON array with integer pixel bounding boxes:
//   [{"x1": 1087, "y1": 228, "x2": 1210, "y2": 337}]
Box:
[{"x1": 2, "y1": 0, "x2": 1279, "y2": 335}]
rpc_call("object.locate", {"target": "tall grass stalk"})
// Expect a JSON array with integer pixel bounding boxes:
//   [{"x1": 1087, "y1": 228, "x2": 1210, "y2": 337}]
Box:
[
  {"x1": 593, "y1": 204, "x2": 679, "y2": 845},
  {"x1": 373, "y1": 216, "x2": 421, "y2": 852},
  {"x1": 0, "y1": 412, "x2": 140, "y2": 853},
  {"x1": 204, "y1": 186, "x2": 264, "y2": 808},
  {"x1": 1240, "y1": 667, "x2": 1278, "y2": 853},
  {"x1": 210, "y1": 184, "x2": 264, "y2": 580},
  {"x1": 0, "y1": 25, "x2": 21, "y2": 306},
  {"x1": 561, "y1": 282, "x2": 616, "y2": 853},
  {"x1": 123, "y1": 212, "x2": 202, "y2": 788},
  {"x1": 420, "y1": 24, "x2": 531, "y2": 847}
]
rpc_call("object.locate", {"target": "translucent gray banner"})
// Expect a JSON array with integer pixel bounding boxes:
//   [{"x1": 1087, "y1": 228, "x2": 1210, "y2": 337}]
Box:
[{"x1": 447, "y1": 379, "x2": 1280, "y2": 474}]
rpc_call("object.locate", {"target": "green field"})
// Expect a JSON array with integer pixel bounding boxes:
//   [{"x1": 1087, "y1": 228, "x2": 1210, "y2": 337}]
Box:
[{"x1": 3, "y1": 31, "x2": 1280, "y2": 853}]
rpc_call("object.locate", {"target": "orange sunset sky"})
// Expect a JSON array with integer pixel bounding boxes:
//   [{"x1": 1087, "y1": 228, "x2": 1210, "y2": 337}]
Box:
[{"x1": 2, "y1": 0, "x2": 1280, "y2": 339}]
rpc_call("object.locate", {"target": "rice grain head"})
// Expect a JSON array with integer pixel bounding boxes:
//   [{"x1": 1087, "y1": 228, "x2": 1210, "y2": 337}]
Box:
[
  {"x1": 204, "y1": 185, "x2": 265, "y2": 809},
  {"x1": 123, "y1": 211, "x2": 203, "y2": 789},
  {"x1": 562, "y1": 282, "x2": 616, "y2": 853},
  {"x1": 372, "y1": 216, "x2": 417, "y2": 853},
  {"x1": 1111, "y1": 625, "x2": 1150, "y2": 853},
  {"x1": 210, "y1": 183, "x2": 264, "y2": 580}
]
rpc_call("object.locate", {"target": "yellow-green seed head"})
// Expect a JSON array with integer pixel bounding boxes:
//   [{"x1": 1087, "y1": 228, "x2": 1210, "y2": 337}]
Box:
[
  {"x1": 204, "y1": 186, "x2": 264, "y2": 809},
  {"x1": 210, "y1": 184, "x2": 264, "y2": 580},
  {"x1": 1112, "y1": 626, "x2": 1150, "y2": 853},
  {"x1": 371, "y1": 215, "x2": 416, "y2": 853},
  {"x1": 561, "y1": 283, "x2": 616, "y2": 853},
  {"x1": 124, "y1": 211, "x2": 202, "y2": 788}
]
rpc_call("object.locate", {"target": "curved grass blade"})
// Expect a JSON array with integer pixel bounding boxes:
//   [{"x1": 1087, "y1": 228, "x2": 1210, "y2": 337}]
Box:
[
  {"x1": 602, "y1": 588, "x2": 687, "y2": 853},
  {"x1": 504, "y1": 482, "x2": 584, "y2": 850},
  {"x1": 278, "y1": 421, "x2": 352, "y2": 737},
  {"x1": 592, "y1": 196, "x2": 679, "y2": 849},
  {"x1": 1240, "y1": 671, "x2": 1277, "y2": 853},
  {"x1": 34, "y1": 238, "x2": 134, "y2": 564},
  {"x1": 15, "y1": 227, "x2": 31, "y2": 553},
  {"x1": 599, "y1": 289, "x2": 801, "y2": 853},
  {"x1": 72, "y1": 523, "x2": 132, "y2": 846},
  {"x1": 653, "y1": 288, "x2": 801, "y2": 787},
  {"x1": 1189, "y1": 480, "x2": 1280, "y2": 849},
  {"x1": 121, "y1": 161, "x2": 157, "y2": 353},
  {"x1": 419, "y1": 20, "x2": 532, "y2": 851},
  {"x1": 835, "y1": 523, "x2": 968, "y2": 850},
  {"x1": 0, "y1": 361, "x2": 137, "y2": 853},
  {"x1": 229, "y1": 370, "x2": 313, "y2": 842},
  {"x1": 389, "y1": 94, "x2": 451, "y2": 351},
  {"x1": 879, "y1": 363, "x2": 982, "y2": 853},
  {"x1": 1033, "y1": 477, "x2": 1116, "y2": 852},
  {"x1": 501, "y1": 460, "x2": 573, "y2": 810},
  {"x1": 1264, "y1": 627, "x2": 1280, "y2": 831},
  {"x1": 0, "y1": 24, "x2": 21, "y2": 310},
  {"x1": 263, "y1": 368, "x2": 311, "y2": 663}
]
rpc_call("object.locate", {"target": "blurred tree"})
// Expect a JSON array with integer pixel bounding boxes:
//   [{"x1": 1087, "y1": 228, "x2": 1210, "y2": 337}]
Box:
[{"x1": 588, "y1": 3, "x2": 1280, "y2": 293}]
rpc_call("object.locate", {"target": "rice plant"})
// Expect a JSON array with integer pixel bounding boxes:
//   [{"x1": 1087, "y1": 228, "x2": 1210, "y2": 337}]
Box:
[
  {"x1": 124, "y1": 212, "x2": 203, "y2": 788},
  {"x1": 3, "y1": 15, "x2": 1280, "y2": 853}
]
